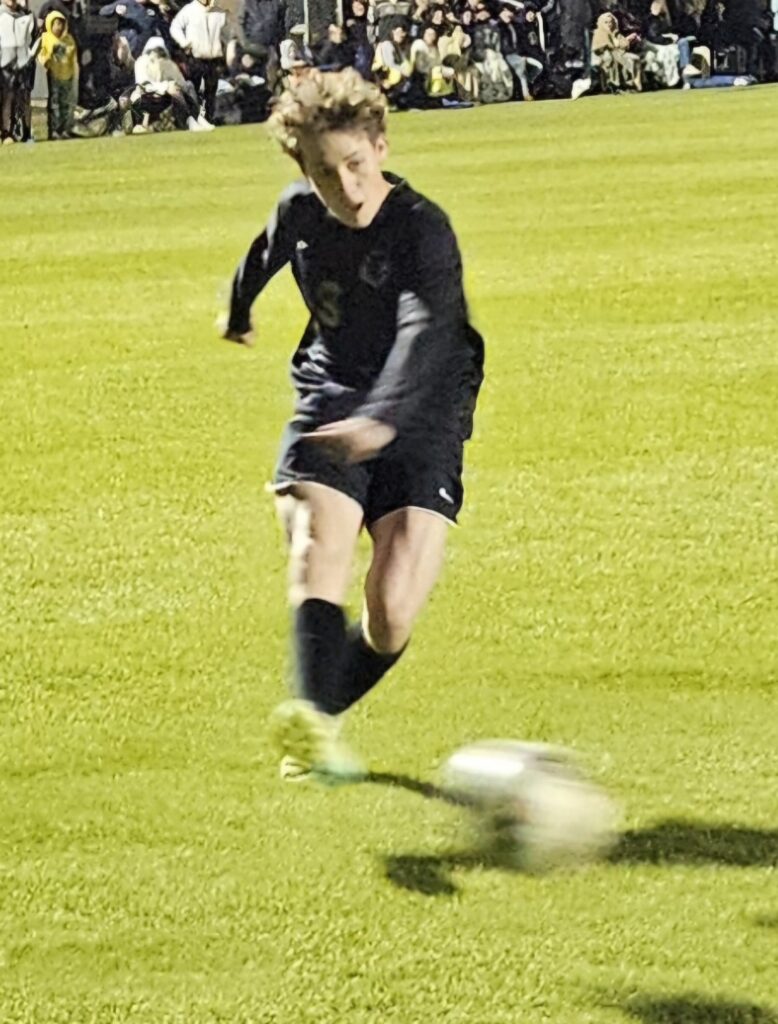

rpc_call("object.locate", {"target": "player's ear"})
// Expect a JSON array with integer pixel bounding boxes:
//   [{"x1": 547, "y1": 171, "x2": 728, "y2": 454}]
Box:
[{"x1": 374, "y1": 134, "x2": 389, "y2": 163}]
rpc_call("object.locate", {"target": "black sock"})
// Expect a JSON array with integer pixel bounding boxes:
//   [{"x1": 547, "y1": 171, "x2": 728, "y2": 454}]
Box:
[
  {"x1": 333, "y1": 625, "x2": 407, "y2": 714},
  {"x1": 293, "y1": 598, "x2": 347, "y2": 715}
]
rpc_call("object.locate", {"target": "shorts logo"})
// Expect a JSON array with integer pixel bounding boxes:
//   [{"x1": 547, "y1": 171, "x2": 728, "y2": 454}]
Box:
[
  {"x1": 296, "y1": 240, "x2": 309, "y2": 251},
  {"x1": 439, "y1": 487, "x2": 454, "y2": 504}
]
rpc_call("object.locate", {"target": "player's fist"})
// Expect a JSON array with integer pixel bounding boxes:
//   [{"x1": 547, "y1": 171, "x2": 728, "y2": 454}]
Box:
[
  {"x1": 223, "y1": 329, "x2": 256, "y2": 346},
  {"x1": 303, "y1": 417, "x2": 396, "y2": 464},
  {"x1": 216, "y1": 311, "x2": 255, "y2": 347}
]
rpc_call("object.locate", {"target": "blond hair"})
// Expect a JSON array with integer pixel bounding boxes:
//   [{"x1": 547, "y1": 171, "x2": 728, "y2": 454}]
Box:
[{"x1": 268, "y1": 69, "x2": 388, "y2": 160}]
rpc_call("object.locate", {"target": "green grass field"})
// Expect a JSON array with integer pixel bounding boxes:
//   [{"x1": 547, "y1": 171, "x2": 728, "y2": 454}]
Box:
[{"x1": 2, "y1": 86, "x2": 777, "y2": 1024}]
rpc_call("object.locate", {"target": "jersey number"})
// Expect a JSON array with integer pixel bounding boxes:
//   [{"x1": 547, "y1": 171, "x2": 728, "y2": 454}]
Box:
[{"x1": 315, "y1": 281, "x2": 342, "y2": 329}]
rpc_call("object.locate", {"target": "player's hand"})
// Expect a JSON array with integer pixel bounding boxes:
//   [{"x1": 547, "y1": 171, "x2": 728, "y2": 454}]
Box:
[
  {"x1": 222, "y1": 328, "x2": 256, "y2": 346},
  {"x1": 216, "y1": 311, "x2": 255, "y2": 347},
  {"x1": 303, "y1": 417, "x2": 397, "y2": 463}
]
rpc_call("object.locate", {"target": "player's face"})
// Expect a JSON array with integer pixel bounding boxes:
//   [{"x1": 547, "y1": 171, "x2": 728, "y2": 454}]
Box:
[{"x1": 298, "y1": 128, "x2": 391, "y2": 229}]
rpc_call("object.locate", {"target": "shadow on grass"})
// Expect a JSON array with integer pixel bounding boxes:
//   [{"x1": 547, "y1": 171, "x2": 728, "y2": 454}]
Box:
[
  {"x1": 365, "y1": 771, "x2": 468, "y2": 806},
  {"x1": 753, "y1": 914, "x2": 778, "y2": 929},
  {"x1": 366, "y1": 771, "x2": 498, "y2": 896},
  {"x1": 610, "y1": 821, "x2": 778, "y2": 868},
  {"x1": 366, "y1": 774, "x2": 778, "y2": 895},
  {"x1": 622, "y1": 995, "x2": 778, "y2": 1024},
  {"x1": 383, "y1": 851, "x2": 488, "y2": 896}
]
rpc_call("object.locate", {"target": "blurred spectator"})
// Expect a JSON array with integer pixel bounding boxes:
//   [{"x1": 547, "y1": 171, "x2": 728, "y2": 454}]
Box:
[
  {"x1": 38, "y1": 0, "x2": 80, "y2": 47},
  {"x1": 110, "y1": 29, "x2": 135, "y2": 89},
  {"x1": 218, "y1": 36, "x2": 271, "y2": 121},
  {"x1": 559, "y1": 0, "x2": 597, "y2": 68},
  {"x1": 236, "y1": 0, "x2": 283, "y2": 85},
  {"x1": 653, "y1": 0, "x2": 708, "y2": 72},
  {"x1": 38, "y1": 8, "x2": 78, "y2": 137},
  {"x1": 344, "y1": 0, "x2": 373, "y2": 76},
  {"x1": 591, "y1": 10, "x2": 642, "y2": 90},
  {"x1": 131, "y1": 33, "x2": 207, "y2": 130},
  {"x1": 373, "y1": 0, "x2": 412, "y2": 41},
  {"x1": 757, "y1": 0, "x2": 777, "y2": 79},
  {"x1": 498, "y1": 3, "x2": 545, "y2": 99},
  {"x1": 727, "y1": 0, "x2": 775, "y2": 77},
  {"x1": 315, "y1": 22, "x2": 355, "y2": 68},
  {"x1": 438, "y1": 20, "x2": 479, "y2": 99},
  {"x1": 426, "y1": 4, "x2": 447, "y2": 31},
  {"x1": 372, "y1": 15, "x2": 413, "y2": 102},
  {"x1": 410, "y1": 0, "x2": 430, "y2": 34},
  {"x1": 0, "y1": 0, "x2": 38, "y2": 143},
  {"x1": 535, "y1": 0, "x2": 559, "y2": 59},
  {"x1": 642, "y1": 0, "x2": 682, "y2": 85},
  {"x1": 470, "y1": 2, "x2": 513, "y2": 101},
  {"x1": 98, "y1": 0, "x2": 170, "y2": 59},
  {"x1": 279, "y1": 22, "x2": 312, "y2": 76},
  {"x1": 699, "y1": 0, "x2": 731, "y2": 55},
  {"x1": 170, "y1": 0, "x2": 226, "y2": 124},
  {"x1": 410, "y1": 22, "x2": 455, "y2": 100}
]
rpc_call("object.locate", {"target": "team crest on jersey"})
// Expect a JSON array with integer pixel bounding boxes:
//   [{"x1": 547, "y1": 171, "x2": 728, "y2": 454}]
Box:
[{"x1": 359, "y1": 250, "x2": 391, "y2": 290}]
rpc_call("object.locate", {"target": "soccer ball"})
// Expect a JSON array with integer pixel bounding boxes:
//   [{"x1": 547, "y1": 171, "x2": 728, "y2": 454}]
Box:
[{"x1": 441, "y1": 740, "x2": 619, "y2": 873}]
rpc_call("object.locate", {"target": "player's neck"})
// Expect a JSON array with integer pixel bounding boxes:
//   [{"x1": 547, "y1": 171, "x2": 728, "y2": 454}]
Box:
[{"x1": 352, "y1": 177, "x2": 394, "y2": 230}]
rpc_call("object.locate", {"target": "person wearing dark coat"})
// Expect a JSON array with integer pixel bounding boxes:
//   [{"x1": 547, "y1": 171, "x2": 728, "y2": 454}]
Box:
[
  {"x1": 236, "y1": 0, "x2": 283, "y2": 84},
  {"x1": 98, "y1": 0, "x2": 169, "y2": 58},
  {"x1": 314, "y1": 23, "x2": 356, "y2": 68},
  {"x1": 559, "y1": 0, "x2": 597, "y2": 66},
  {"x1": 344, "y1": 0, "x2": 374, "y2": 77}
]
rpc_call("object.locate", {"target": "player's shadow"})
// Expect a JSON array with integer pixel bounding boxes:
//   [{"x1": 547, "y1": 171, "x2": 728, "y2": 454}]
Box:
[
  {"x1": 609, "y1": 821, "x2": 778, "y2": 868},
  {"x1": 621, "y1": 994, "x2": 778, "y2": 1024}
]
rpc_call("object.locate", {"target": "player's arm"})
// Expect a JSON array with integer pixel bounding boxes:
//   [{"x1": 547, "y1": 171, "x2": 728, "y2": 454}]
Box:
[{"x1": 222, "y1": 195, "x2": 298, "y2": 346}]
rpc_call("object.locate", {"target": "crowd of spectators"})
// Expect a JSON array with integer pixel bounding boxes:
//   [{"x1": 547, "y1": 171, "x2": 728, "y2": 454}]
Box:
[{"x1": 0, "y1": 0, "x2": 775, "y2": 143}]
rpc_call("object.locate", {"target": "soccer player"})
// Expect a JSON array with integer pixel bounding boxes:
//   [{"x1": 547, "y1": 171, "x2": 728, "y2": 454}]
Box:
[{"x1": 223, "y1": 68, "x2": 484, "y2": 783}]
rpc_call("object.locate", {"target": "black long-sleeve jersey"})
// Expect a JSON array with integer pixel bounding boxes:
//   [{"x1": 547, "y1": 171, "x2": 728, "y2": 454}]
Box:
[{"x1": 227, "y1": 173, "x2": 484, "y2": 446}]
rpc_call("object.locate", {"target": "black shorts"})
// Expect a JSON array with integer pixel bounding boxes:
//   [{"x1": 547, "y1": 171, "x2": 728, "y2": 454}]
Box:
[{"x1": 271, "y1": 420, "x2": 466, "y2": 526}]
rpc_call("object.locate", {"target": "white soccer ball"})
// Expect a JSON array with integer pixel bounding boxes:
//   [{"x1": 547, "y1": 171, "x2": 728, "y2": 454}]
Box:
[{"x1": 441, "y1": 740, "x2": 619, "y2": 873}]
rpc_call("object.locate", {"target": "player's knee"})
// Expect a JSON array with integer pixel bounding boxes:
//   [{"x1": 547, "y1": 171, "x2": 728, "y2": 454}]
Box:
[
  {"x1": 364, "y1": 591, "x2": 414, "y2": 653},
  {"x1": 287, "y1": 513, "x2": 353, "y2": 603}
]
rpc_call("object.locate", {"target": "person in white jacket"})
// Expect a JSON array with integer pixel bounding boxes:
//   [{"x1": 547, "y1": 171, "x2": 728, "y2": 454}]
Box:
[
  {"x1": 170, "y1": 0, "x2": 226, "y2": 125},
  {"x1": 0, "y1": 0, "x2": 38, "y2": 143},
  {"x1": 132, "y1": 35, "x2": 212, "y2": 131}
]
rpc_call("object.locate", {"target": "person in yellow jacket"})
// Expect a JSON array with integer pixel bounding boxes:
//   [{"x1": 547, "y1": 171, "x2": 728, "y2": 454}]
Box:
[{"x1": 37, "y1": 10, "x2": 77, "y2": 139}]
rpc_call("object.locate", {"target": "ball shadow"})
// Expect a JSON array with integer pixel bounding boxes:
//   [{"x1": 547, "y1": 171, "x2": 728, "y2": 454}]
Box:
[
  {"x1": 366, "y1": 773, "x2": 778, "y2": 896},
  {"x1": 610, "y1": 821, "x2": 778, "y2": 868}
]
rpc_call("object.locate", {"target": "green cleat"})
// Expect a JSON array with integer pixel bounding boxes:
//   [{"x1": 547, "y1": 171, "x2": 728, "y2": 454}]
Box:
[
  {"x1": 269, "y1": 699, "x2": 366, "y2": 784},
  {"x1": 279, "y1": 755, "x2": 313, "y2": 783}
]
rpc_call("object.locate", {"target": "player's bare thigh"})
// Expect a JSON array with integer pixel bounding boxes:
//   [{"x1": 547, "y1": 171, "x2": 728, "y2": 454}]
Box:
[
  {"x1": 274, "y1": 482, "x2": 363, "y2": 607},
  {"x1": 362, "y1": 507, "x2": 450, "y2": 653}
]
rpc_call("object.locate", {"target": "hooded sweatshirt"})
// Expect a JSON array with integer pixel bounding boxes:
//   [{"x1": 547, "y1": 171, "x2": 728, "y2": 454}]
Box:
[
  {"x1": 170, "y1": 0, "x2": 226, "y2": 59},
  {"x1": 591, "y1": 12, "x2": 630, "y2": 52},
  {"x1": 134, "y1": 34, "x2": 186, "y2": 86},
  {"x1": 38, "y1": 9, "x2": 77, "y2": 79},
  {"x1": 0, "y1": 0, "x2": 38, "y2": 71}
]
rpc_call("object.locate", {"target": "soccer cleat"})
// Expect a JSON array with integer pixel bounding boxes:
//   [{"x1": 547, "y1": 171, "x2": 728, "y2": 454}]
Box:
[
  {"x1": 279, "y1": 755, "x2": 313, "y2": 783},
  {"x1": 197, "y1": 114, "x2": 216, "y2": 131},
  {"x1": 269, "y1": 699, "x2": 365, "y2": 784}
]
